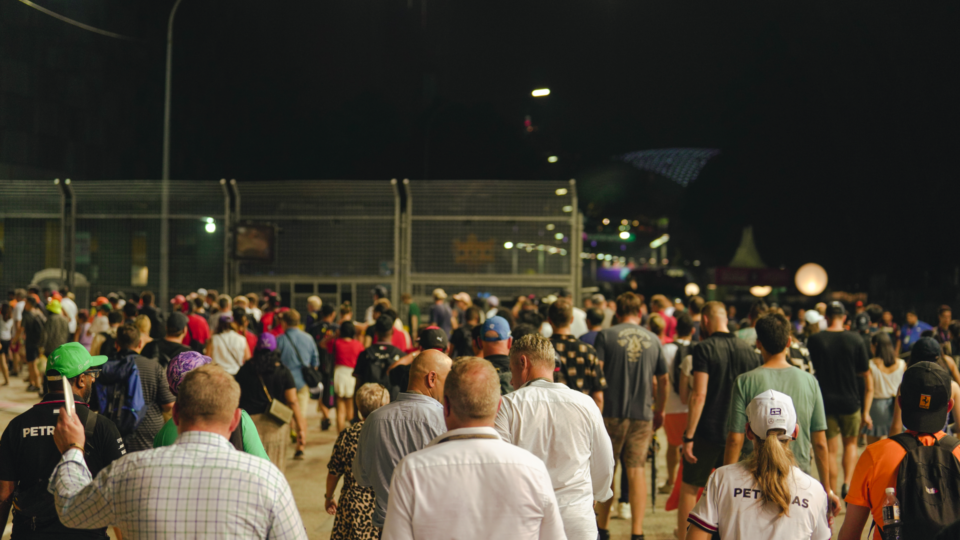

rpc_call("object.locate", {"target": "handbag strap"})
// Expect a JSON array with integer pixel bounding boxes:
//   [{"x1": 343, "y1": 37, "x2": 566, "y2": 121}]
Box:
[
  {"x1": 256, "y1": 373, "x2": 273, "y2": 402},
  {"x1": 282, "y1": 333, "x2": 308, "y2": 369}
]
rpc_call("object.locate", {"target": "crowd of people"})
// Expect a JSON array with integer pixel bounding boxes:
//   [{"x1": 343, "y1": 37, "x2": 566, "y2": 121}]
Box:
[{"x1": 1, "y1": 283, "x2": 960, "y2": 539}]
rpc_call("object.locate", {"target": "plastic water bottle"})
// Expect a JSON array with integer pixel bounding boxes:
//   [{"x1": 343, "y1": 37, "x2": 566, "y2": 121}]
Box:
[{"x1": 881, "y1": 487, "x2": 901, "y2": 540}]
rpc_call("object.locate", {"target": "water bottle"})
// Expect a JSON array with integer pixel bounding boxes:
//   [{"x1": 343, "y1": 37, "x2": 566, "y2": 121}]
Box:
[{"x1": 881, "y1": 487, "x2": 901, "y2": 540}]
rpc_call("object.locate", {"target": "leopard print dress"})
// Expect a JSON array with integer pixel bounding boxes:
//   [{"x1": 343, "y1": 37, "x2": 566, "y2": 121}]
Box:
[{"x1": 329, "y1": 421, "x2": 378, "y2": 540}]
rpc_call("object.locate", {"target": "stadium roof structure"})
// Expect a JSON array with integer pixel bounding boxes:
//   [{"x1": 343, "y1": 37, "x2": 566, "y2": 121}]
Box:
[{"x1": 620, "y1": 148, "x2": 720, "y2": 188}]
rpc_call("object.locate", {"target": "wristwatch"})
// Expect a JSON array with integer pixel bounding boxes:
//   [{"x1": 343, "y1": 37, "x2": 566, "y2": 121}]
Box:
[{"x1": 682, "y1": 434, "x2": 695, "y2": 444}]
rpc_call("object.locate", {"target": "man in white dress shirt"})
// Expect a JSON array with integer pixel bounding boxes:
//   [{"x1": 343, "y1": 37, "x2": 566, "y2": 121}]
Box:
[
  {"x1": 382, "y1": 357, "x2": 566, "y2": 540},
  {"x1": 495, "y1": 334, "x2": 615, "y2": 540}
]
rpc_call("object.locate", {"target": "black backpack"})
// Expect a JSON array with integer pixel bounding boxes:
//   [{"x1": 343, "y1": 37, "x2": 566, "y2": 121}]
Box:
[{"x1": 888, "y1": 432, "x2": 960, "y2": 539}]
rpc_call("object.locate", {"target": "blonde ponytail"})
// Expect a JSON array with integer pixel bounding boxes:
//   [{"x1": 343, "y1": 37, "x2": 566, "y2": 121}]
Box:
[{"x1": 747, "y1": 431, "x2": 795, "y2": 517}]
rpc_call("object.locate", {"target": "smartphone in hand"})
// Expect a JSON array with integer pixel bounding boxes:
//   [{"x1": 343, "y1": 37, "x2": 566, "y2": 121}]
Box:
[{"x1": 63, "y1": 377, "x2": 75, "y2": 418}]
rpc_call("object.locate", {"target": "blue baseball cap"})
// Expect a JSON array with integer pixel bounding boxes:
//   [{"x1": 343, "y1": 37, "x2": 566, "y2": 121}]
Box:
[{"x1": 481, "y1": 316, "x2": 511, "y2": 342}]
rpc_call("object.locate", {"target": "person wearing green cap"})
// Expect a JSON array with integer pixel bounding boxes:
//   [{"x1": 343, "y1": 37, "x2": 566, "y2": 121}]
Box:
[{"x1": 0, "y1": 342, "x2": 126, "y2": 538}]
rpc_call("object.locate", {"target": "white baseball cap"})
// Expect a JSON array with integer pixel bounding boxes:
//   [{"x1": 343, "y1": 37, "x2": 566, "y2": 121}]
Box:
[
  {"x1": 746, "y1": 389, "x2": 798, "y2": 441},
  {"x1": 804, "y1": 309, "x2": 823, "y2": 325}
]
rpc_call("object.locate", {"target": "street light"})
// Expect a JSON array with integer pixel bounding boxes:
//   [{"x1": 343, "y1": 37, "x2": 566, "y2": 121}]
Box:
[
  {"x1": 650, "y1": 234, "x2": 670, "y2": 249},
  {"x1": 531, "y1": 88, "x2": 551, "y2": 97},
  {"x1": 160, "y1": 0, "x2": 186, "y2": 310}
]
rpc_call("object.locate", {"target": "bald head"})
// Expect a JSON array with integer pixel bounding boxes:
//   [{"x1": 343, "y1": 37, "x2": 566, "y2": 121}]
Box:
[
  {"x1": 444, "y1": 357, "x2": 501, "y2": 429},
  {"x1": 408, "y1": 349, "x2": 453, "y2": 403}
]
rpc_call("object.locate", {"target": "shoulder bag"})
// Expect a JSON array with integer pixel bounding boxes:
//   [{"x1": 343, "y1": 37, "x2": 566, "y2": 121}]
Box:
[
  {"x1": 258, "y1": 373, "x2": 294, "y2": 425},
  {"x1": 285, "y1": 333, "x2": 323, "y2": 389}
]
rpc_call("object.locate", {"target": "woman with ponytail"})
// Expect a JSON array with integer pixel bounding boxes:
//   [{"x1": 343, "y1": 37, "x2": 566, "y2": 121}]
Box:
[{"x1": 687, "y1": 390, "x2": 831, "y2": 540}]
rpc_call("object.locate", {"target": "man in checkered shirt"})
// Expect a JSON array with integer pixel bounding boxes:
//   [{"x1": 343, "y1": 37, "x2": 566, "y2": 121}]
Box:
[{"x1": 48, "y1": 364, "x2": 307, "y2": 539}]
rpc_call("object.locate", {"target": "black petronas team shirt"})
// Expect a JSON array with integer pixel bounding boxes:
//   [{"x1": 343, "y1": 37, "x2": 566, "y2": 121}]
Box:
[{"x1": 0, "y1": 394, "x2": 126, "y2": 537}]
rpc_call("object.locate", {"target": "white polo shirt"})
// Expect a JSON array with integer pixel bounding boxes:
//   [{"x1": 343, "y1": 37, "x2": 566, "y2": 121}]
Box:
[
  {"x1": 688, "y1": 462, "x2": 831, "y2": 540},
  {"x1": 381, "y1": 427, "x2": 566, "y2": 540},
  {"x1": 494, "y1": 379, "x2": 614, "y2": 540}
]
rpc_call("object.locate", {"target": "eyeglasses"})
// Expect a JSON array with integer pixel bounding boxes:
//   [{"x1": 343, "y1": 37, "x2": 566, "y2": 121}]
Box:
[{"x1": 83, "y1": 369, "x2": 101, "y2": 380}]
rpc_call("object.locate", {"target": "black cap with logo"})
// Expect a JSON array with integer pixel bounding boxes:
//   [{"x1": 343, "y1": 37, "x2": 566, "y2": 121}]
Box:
[{"x1": 900, "y1": 361, "x2": 953, "y2": 434}]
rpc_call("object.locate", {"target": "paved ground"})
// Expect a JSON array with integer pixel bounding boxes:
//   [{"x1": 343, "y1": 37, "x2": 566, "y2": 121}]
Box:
[{"x1": 0, "y1": 371, "x2": 869, "y2": 539}]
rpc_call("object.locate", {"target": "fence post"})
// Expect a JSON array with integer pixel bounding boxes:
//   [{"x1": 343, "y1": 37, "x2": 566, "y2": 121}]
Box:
[
  {"x1": 66, "y1": 179, "x2": 76, "y2": 291},
  {"x1": 569, "y1": 178, "x2": 579, "y2": 302},
  {"x1": 220, "y1": 179, "x2": 230, "y2": 295},
  {"x1": 391, "y1": 178, "x2": 401, "y2": 307},
  {"x1": 56, "y1": 179, "x2": 65, "y2": 284},
  {"x1": 160, "y1": 179, "x2": 170, "y2": 312},
  {"x1": 229, "y1": 179, "x2": 240, "y2": 295},
  {"x1": 401, "y1": 178, "x2": 412, "y2": 297}
]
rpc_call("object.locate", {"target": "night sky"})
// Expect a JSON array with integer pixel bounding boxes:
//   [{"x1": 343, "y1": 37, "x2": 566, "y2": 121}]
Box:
[{"x1": 8, "y1": 0, "x2": 960, "y2": 297}]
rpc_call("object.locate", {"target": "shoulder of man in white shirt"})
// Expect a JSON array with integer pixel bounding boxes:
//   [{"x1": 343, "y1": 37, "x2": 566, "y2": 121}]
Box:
[{"x1": 396, "y1": 432, "x2": 553, "y2": 477}]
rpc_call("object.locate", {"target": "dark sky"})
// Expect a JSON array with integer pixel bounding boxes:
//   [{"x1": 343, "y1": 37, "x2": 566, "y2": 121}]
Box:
[{"x1": 14, "y1": 0, "x2": 960, "y2": 296}]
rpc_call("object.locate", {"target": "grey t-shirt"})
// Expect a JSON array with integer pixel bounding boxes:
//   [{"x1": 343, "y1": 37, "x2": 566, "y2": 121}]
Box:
[
  {"x1": 352, "y1": 392, "x2": 446, "y2": 528},
  {"x1": 125, "y1": 354, "x2": 176, "y2": 453},
  {"x1": 594, "y1": 323, "x2": 667, "y2": 421}
]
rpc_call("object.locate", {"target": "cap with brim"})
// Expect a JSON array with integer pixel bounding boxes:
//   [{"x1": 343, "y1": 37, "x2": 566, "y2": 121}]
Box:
[
  {"x1": 256, "y1": 333, "x2": 278, "y2": 352},
  {"x1": 481, "y1": 316, "x2": 511, "y2": 341},
  {"x1": 46, "y1": 299, "x2": 62, "y2": 314},
  {"x1": 804, "y1": 310, "x2": 823, "y2": 325},
  {"x1": 417, "y1": 327, "x2": 448, "y2": 350},
  {"x1": 170, "y1": 294, "x2": 186, "y2": 305},
  {"x1": 911, "y1": 337, "x2": 942, "y2": 363},
  {"x1": 901, "y1": 362, "x2": 952, "y2": 433},
  {"x1": 826, "y1": 301, "x2": 847, "y2": 317},
  {"x1": 746, "y1": 389, "x2": 798, "y2": 441},
  {"x1": 166, "y1": 311, "x2": 188, "y2": 333},
  {"x1": 46, "y1": 342, "x2": 108, "y2": 380}
]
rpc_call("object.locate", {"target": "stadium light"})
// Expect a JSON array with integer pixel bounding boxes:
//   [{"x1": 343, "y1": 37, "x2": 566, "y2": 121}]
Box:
[{"x1": 532, "y1": 88, "x2": 551, "y2": 97}]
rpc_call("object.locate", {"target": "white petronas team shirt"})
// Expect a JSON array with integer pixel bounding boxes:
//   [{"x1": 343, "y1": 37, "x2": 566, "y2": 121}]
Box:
[
  {"x1": 494, "y1": 379, "x2": 615, "y2": 540},
  {"x1": 381, "y1": 427, "x2": 566, "y2": 540},
  {"x1": 688, "y1": 462, "x2": 831, "y2": 540}
]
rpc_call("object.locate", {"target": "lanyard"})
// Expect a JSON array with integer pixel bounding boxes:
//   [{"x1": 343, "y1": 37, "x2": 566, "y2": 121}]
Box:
[{"x1": 437, "y1": 434, "x2": 500, "y2": 444}]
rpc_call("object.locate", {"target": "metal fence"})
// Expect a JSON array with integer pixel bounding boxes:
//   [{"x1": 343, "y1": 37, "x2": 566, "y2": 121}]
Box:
[
  {"x1": 1, "y1": 179, "x2": 581, "y2": 314},
  {"x1": 234, "y1": 180, "x2": 401, "y2": 314},
  {"x1": 401, "y1": 179, "x2": 582, "y2": 307}
]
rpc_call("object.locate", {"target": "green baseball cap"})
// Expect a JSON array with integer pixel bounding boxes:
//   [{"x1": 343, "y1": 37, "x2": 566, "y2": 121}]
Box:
[{"x1": 46, "y1": 342, "x2": 108, "y2": 380}]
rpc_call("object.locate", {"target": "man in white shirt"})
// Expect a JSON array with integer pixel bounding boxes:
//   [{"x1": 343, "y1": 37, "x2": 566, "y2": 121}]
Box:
[
  {"x1": 382, "y1": 357, "x2": 566, "y2": 540},
  {"x1": 495, "y1": 334, "x2": 614, "y2": 540}
]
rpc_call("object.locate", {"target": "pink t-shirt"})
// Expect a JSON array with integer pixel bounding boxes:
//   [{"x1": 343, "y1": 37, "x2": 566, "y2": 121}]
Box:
[{"x1": 330, "y1": 338, "x2": 365, "y2": 368}]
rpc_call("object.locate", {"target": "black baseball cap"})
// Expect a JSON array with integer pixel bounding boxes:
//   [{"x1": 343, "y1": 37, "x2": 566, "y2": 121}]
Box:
[
  {"x1": 900, "y1": 362, "x2": 953, "y2": 434},
  {"x1": 826, "y1": 301, "x2": 847, "y2": 317},
  {"x1": 911, "y1": 337, "x2": 942, "y2": 363},
  {"x1": 418, "y1": 326, "x2": 448, "y2": 351},
  {"x1": 166, "y1": 311, "x2": 188, "y2": 334}
]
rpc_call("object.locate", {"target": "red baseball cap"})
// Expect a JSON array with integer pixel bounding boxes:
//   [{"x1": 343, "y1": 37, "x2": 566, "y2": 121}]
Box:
[
  {"x1": 91, "y1": 296, "x2": 109, "y2": 307},
  {"x1": 170, "y1": 294, "x2": 187, "y2": 305}
]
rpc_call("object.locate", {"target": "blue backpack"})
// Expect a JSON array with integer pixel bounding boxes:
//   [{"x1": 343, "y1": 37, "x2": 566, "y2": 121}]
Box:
[{"x1": 93, "y1": 354, "x2": 145, "y2": 436}]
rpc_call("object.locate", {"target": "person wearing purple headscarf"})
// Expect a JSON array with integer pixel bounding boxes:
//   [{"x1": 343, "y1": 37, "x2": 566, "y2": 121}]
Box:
[
  {"x1": 152, "y1": 351, "x2": 269, "y2": 460},
  {"x1": 234, "y1": 332, "x2": 306, "y2": 470}
]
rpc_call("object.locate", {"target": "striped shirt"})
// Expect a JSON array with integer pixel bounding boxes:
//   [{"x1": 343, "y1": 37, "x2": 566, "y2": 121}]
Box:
[{"x1": 48, "y1": 431, "x2": 307, "y2": 539}]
